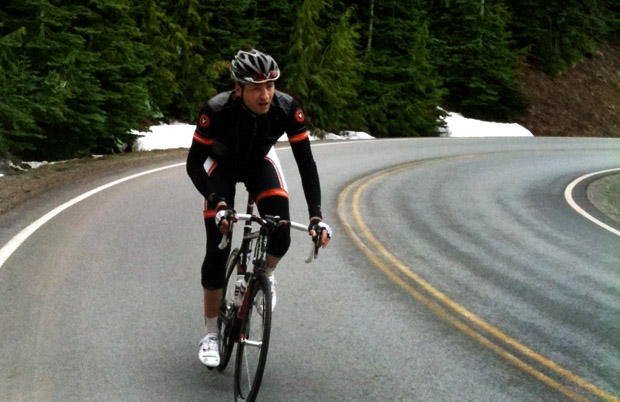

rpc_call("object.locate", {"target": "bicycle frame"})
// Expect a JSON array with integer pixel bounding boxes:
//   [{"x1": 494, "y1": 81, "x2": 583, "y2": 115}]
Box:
[
  {"x1": 224, "y1": 197, "x2": 316, "y2": 325},
  {"x1": 235, "y1": 200, "x2": 262, "y2": 321},
  {"x1": 216, "y1": 195, "x2": 325, "y2": 401}
]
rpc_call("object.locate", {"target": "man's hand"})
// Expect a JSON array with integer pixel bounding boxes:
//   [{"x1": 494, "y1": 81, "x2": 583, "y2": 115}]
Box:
[
  {"x1": 308, "y1": 218, "x2": 332, "y2": 248},
  {"x1": 215, "y1": 206, "x2": 237, "y2": 235}
]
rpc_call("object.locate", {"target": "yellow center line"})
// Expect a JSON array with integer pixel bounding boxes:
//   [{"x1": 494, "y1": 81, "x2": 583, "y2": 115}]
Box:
[{"x1": 337, "y1": 162, "x2": 618, "y2": 402}]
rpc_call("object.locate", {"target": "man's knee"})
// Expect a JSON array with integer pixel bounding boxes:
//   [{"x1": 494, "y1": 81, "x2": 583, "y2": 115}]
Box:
[
  {"x1": 201, "y1": 255, "x2": 227, "y2": 289},
  {"x1": 266, "y1": 224, "x2": 291, "y2": 258},
  {"x1": 201, "y1": 227, "x2": 230, "y2": 289}
]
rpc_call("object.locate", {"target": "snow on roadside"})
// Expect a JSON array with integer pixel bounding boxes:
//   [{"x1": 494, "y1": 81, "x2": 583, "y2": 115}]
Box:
[
  {"x1": 439, "y1": 111, "x2": 533, "y2": 138},
  {"x1": 0, "y1": 111, "x2": 532, "y2": 177},
  {"x1": 131, "y1": 123, "x2": 195, "y2": 152},
  {"x1": 130, "y1": 111, "x2": 532, "y2": 152}
]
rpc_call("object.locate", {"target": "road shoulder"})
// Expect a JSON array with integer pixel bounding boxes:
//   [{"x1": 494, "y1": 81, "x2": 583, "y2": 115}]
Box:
[{"x1": 585, "y1": 172, "x2": 620, "y2": 225}]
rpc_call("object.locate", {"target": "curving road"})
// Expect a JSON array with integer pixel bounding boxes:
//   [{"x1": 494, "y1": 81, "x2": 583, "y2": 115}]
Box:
[{"x1": 1, "y1": 137, "x2": 619, "y2": 401}]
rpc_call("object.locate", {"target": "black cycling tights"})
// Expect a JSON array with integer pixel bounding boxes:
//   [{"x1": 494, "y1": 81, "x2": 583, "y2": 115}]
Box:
[{"x1": 201, "y1": 195, "x2": 291, "y2": 290}]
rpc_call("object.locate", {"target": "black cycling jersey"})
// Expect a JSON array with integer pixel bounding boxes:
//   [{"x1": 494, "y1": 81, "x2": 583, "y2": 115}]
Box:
[{"x1": 186, "y1": 90, "x2": 322, "y2": 219}]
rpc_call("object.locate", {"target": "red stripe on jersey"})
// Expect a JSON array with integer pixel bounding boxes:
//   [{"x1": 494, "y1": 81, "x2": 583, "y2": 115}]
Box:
[
  {"x1": 207, "y1": 160, "x2": 218, "y2": 176},
  {"x1": 204, "y1": 200, "x2": 216, "y2": 219},
  {"x1": 288, "y1": 131, "x2": 309, "y2": 144},
  {"x1": 193, "y1": 131, "x2": 213, "y2": 146},
  {"x1": 255, "y1": 189, "x2": 289, "y2": 204}
]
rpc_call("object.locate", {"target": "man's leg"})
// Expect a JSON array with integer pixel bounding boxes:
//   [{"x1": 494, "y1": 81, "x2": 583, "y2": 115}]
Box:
[
  {"x1": 247, "y1": 151, "x2": 292, "y2": 310},
  {"x1": 204, "y1": 288, "x2": 222, "y2": 328},
  {"x1": 198, "y1": 170, "x2": 234, "y2": 367},
  {"x1": 266, "y1": 255, "x2": 280, "y2": 272}
]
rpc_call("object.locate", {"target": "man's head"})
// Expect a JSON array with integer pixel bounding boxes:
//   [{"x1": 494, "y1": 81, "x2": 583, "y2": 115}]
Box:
[{"x1": 231, "y1": 49, "x2": 280, "y2": 115}]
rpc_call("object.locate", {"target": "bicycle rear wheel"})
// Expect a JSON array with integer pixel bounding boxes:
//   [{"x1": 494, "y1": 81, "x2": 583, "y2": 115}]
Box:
[
  {"x1": 217, "y1": 248, "x2": 240, "y2": 371},
  {"x1": 234, "y1": 273, "x2": 272, "y2": 402}
]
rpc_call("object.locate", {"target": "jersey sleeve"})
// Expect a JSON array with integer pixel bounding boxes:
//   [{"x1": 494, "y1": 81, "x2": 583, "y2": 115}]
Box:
[
  {"x1": 285, "y1": 103, "x2": 322, "y2": 219},
  {"x1": 186, "y1": 106, "x2": 215, "y2": 200},
  {"x1": 192, "y1": 106, "x2": 215, "y2": 147},
  {"x1": 285, "y1": 99, "x2": 310, "y2": 142}
]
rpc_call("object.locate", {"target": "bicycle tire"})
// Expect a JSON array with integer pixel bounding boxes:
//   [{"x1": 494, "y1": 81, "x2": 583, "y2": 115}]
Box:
[
  {"x1": 217, "y1": 248, "x2": 240, "y2": 371},
  {"x1": 234, "y1": 273, "x2": 272, "y2": 402}
]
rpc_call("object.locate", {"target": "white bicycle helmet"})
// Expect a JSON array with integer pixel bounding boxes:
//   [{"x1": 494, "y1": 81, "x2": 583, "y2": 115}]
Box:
[{"x1": 230, "y1": 49, "x2": 280, "y2": 85}]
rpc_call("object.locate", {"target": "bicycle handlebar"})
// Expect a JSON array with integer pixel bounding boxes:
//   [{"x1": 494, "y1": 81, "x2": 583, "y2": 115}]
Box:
[{"x1": 218, "y1": 214, "x2": 319, "y2": 263}]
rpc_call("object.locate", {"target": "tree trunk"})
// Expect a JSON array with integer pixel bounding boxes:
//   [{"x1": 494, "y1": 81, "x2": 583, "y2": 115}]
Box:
[{"x1": 366, "y1": 0, "x2": 374, "y2": 53}]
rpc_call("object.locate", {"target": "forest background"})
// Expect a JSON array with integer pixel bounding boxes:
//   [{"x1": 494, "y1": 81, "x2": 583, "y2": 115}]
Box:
[{"x1": 1, "y1": 0, "x2": 619, "y2": 161}]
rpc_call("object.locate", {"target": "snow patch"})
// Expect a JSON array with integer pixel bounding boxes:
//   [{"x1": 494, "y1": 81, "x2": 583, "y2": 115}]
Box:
[
  {"x1": 439, "y1": 111, "x2": 533, "y2": 138},
  {"x1": 5, "y1": 110, "x2": 533, "y2": 176}
]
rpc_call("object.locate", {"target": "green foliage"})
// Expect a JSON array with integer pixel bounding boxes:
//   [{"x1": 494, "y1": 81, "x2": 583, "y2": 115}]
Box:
[
  {"x1": 359, "y1": 0, "x2": 444, "y2": 137},
  {"x1": 0, "y1": 24, "x2": 44, "y2": 155},
  {"x1": 71, "y1": 1, "x2": 151, "y2": 155},
  {"x1": 427, "y1": 0, "x2": 525, "y2": 120},
  {"x1": 134, "y1": 0, "x2": 180, "y2": 116},
  {"x1": 1, "y1": 0, "x2": 619, "y2": 160},
  {"x1": 286, "y1": 0, "x2": 363, "y2": 131},
  {"x1": 506, "y1": 0, "x2": 620, "y2": 74},
  {"x1": 246, "y1": 0, "x2": 296, "y2": 68},
  {"x1": 138, "y1": 0, "x2": 230, "y2": 119},
  {"x1": 1, "y1": 0, "x2": 152, "y2": 160}
]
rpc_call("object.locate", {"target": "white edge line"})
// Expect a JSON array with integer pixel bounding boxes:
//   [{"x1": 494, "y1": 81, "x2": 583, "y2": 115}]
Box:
[
  {"x1": 0, "y1": 162, "x2": 187, "y2": 269},
  {"x1": 5, "y1": 151, "x2": 616, "y2": 268},
  {"x1": 564, "y1": 167, "x2": 620, "y2": 238},
  {"x1": 1, "y1": 139, "x2": 353, "y2": 270}
]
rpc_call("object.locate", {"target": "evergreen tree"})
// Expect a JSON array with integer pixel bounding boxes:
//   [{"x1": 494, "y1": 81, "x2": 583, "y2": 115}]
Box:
[
  {"x1": 285, "y1": 0, "x2": 362, "y2": 132},
  {"x1": 143, "y1": 0, "x2": 255, "y2": 119},
  {"x1": 1, "y1": 1, "x2": 91, "y2": 159},
  {"x1": 1, "y1": 0, "x2": 156, "y2": 160},
  {"x1": 134, "y1": 0, "x2": 180, "y2": 118},
  {"x1": 202, "y1": 0, "x2": 255, "y2": 59},
  {"x1": 359, "y1": 0, "x2": 444, "y2": 137},
  {"x1": 246, "y1": 0, "x2": 296, "y2": 70},
  {"x1": 149, "y1": 0, "x2": 230, "y2": 119},
  {"x1": 506, "y1": 0, "x2": 620, "y2": 74},
  {"x1": 427, "y1": 0, "x2": 524, "y2": 120},
  {"x1": 0, "y1": 19, "x2": 43, "y2": 156},
  {"x1": 70, "y1": 0, "x2": 152, "y2": 155}
]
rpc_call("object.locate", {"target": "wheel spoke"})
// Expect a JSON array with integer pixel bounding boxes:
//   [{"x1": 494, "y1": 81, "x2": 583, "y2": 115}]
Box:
[{"x1": 234, "y1": 274, "x2": 271, "y2": 401}]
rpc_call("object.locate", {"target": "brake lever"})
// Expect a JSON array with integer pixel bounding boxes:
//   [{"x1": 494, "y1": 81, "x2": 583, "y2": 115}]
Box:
[
  {"x1": 218, "y1": 234, "x2": 229, "y2": 250},
  {"x1": 305, "y1": 227, "x2": 323, "y2": 263},
  {"x1": 217, "y1": 210, "x2": 237, "y2": 250}
]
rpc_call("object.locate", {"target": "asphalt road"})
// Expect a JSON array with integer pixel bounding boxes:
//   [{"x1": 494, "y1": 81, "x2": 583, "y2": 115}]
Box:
[{"x1": 1, "y1": 137, "x2": 619, "y2": 401}]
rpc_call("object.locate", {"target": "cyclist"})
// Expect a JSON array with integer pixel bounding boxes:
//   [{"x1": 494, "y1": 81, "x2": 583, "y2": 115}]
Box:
[{"x1": 186, "y1": 48, "x2": 332, "y2": 368}]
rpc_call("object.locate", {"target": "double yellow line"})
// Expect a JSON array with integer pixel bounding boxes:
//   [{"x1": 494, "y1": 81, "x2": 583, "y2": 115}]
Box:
[{"x1": 337, "y1": 161, "x2": 618, "y2": 402}]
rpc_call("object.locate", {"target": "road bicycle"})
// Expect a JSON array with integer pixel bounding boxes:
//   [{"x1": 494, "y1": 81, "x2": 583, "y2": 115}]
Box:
[{"x1": 214, "y1": 197, "x2": 324, "y2": 402}]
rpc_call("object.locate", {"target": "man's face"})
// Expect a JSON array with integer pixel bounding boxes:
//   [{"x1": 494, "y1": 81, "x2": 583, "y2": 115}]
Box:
[{"x1": 236, "y1": 82, "x2": 275, "y2": 115}]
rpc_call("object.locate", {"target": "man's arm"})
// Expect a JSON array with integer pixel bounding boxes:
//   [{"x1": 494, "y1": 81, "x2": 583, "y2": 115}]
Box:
[
  {"x1": 186, "y1": 109, "x2": 215, "y2": 200},
  {"x1": 284, "y1": 99, "x2": 322, "y2": 220},
  {"x1": 289, "y1": 131, "x2": 322, "y2": 220},
  {"x1": 186, "y1": 140, "x2": 211, "y2": 199}
]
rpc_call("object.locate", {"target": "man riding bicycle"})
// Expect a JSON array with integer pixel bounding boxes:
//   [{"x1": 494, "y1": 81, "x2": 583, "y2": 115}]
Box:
[{"x1": 186, "y1": 48, "x2": 332, "y2": 368}]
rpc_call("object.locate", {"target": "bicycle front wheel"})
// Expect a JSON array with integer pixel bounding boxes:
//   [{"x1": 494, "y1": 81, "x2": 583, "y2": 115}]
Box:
[{"x1": 234, "y1": 273, "x2": 272, "y2": 402}]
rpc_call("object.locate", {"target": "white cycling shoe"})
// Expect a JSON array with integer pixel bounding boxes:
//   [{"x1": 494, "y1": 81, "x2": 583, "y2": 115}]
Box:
[{"x1": 198, "y1": 333, "x2": 220, "y2": 368}]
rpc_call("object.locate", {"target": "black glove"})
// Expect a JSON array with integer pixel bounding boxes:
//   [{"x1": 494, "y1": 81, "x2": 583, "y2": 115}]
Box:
[
  {"x1": 308, "y1": 218, "x2": 332, "y2": 241},
  {"x1": 215, "y1": 207, "x2": 237, "y2": 229}
]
